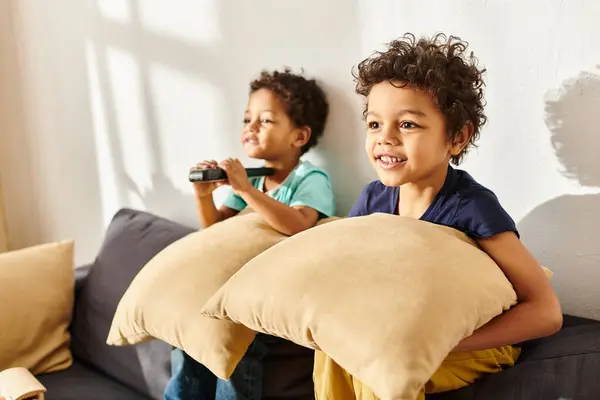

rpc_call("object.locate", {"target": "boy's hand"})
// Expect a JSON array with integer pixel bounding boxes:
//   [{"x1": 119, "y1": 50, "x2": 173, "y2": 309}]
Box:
[
  {"x1": 190, "y1": 160, "x2": 225, "y2": 198},
  {"x1": 220, "y1": 158, "x2": 253, "y2": 195}
]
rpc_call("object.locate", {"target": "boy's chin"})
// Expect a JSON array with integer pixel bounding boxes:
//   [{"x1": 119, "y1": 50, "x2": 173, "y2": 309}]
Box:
[
  {"x1": 244, "y1": 149, "x2": 265, "y2": 159},
  {"x1": 377, "y1": 172, "x2": 405, "y2": 187}
]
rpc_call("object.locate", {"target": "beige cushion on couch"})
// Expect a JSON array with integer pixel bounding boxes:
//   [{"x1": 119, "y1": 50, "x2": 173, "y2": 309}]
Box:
[
  {"x1": 201, "y1": 214, "x2": 518, "y2": 399},
  {"x1": 108, "y1": 212, "x2": 301, "y2": 379},
  {"x1": 0, "y1": 241, "x2": 74, "y2": 374}
]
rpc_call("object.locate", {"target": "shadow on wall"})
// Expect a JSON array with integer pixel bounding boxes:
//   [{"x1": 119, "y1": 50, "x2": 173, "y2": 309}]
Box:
[{"x1": 518, "y1": 69, "x2": 600, "y2": 320}]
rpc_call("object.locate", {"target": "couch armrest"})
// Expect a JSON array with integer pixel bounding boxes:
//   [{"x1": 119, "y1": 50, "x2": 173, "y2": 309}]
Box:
[{"x1": 74, "y1": 264, "x2": 93, "y2": 299}]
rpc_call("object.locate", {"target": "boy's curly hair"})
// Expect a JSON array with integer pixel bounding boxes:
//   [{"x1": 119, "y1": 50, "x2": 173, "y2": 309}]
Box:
[
  {"x1": 354, "y1": 33, "x2": 487, "y2": 165},
  {"x1": 250, "y1": 68, "x2": 329, "y2": 155}
]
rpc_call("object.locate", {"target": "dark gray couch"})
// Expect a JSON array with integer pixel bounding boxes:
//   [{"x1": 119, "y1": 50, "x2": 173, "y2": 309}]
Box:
[{"x1": 35, "y1": 208, "x2": 600, "y2": 399}]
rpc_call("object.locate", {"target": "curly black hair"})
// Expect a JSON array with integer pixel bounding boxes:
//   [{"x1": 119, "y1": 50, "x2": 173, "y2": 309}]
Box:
[
  {"x1": 250, "y1": 68, "x2": 329, "y2": 155},
  {"x1": 354, "y1": 33, "x2": 487, "y2": 165}
]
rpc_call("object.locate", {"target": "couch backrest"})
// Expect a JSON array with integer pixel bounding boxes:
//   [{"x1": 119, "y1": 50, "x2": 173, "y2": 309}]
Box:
[{"x1": 70, "y1": 208, "x2": 195, "y2": 399}]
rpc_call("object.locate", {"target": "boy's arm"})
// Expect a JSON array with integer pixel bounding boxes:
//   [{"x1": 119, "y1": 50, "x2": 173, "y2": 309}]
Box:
[
  {"x1": 452, "y1": 231, "x2": 563, "y2": 352},
  {"x1": 237, "y1": 188, "x2": 319, "y2": 235},
  {"x1": 221, "y1": 158, "x2": 322, "y2": 235},
  {"x1": 194, "y1": 193, "x2": 238, "y2": 228}
]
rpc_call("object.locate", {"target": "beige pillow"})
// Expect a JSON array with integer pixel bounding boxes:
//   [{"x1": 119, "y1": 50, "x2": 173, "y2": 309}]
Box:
[
  {"x1": 107, "y1": 212, "x2": 289, "y2": 379},
  {"x1": 201, "y1": 214, "x2": 518, "y2": 399},
  {"x1": 0, "y1": 241, "x2": 74, "y2": 374}
]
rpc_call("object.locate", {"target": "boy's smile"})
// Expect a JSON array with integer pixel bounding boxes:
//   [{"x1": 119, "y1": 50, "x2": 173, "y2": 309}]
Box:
[
  {"x1": 374, "y1": 153, "x2": 407, "y2": 170},
  {"x1": 242, "y1": 135, "x2": 259, "y2": 146}
]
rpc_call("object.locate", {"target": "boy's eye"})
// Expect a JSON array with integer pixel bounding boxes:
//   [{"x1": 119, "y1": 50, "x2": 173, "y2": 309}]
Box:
[
  {"x1": 261, "y1": 119, "x2": 273, "y2": 124},
  {"x1": 399, "y1": 121, "x2": 418, "y2": 130},
  {"x1": 367, "y1": 121, "x2": 380, "y2": 129},
  {"x1": 243, "y1": 118, "x2": 251, "y2": 124}
]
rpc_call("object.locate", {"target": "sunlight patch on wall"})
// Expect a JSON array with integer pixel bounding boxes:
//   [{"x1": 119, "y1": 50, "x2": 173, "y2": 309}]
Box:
[
  {"x1": 139, "y1": 0, "x2": 221, "y2": 46},
  {"x1": 96, "y1": 0, "x2": 132, "y2": 24},
  {"x1": 148, "y1": 63, "x2": 227, "y2": 198},
  {"x1": 86, "y1": 40, "x2": 120, "y2": 226},
  {"x1": 105, "y1": 45, "x2": 154, "y2": 207}
]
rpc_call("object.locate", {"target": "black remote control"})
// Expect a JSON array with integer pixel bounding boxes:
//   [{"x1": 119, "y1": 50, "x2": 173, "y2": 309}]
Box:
[{"x1": 189, "y1": 167, "x2": 275, "y2": 182}]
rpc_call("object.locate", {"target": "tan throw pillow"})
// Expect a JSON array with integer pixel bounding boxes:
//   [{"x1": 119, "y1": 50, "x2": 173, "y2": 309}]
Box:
[
  {"x1": 201, "y1": 214, "x2": 518, "y2": 399},
  {"x1": 0, "y1": 241, "x2": 74, "y2": 374},
  {"x1": 107, "y1": 212, "x2": 289, "y2": 379}
]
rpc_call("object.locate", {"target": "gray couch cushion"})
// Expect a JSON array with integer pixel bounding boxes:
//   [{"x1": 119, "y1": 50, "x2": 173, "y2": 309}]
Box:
[
  {"x1": 38, "y1": 361, "x2": 150, "y2": 400},
  {"x1": 429, "y1": 317, "x2": 600, "y2": 400},
  {"x1": 70, "y1": 209, "x2": 194, "y2": 399}
]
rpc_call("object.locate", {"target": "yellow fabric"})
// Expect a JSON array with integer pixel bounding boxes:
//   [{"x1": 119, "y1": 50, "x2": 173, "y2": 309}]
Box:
[
  {"x1": 108, "y1": 212, "x2": 336, "y2": 379},
  {"x1": 314, "y1": 346, "x2": 521, "y2": 400},
  {"x1": 0, "y1": 241, "x2": 74, "y2": 374},
  {"x1": 201, "y1": 215, "x2": 518, "y2": 399}
]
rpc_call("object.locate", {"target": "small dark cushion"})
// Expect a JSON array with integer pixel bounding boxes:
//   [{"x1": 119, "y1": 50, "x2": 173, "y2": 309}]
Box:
[
  {"x1": 70, "y1": 209, "x2": 194, "y2": 399},
  {"x1": 37, "y1": 361, "x2": 150, "y2": 400},
  {"x1": 428, "y1": 317, "x2": 600, "y2": 400}
]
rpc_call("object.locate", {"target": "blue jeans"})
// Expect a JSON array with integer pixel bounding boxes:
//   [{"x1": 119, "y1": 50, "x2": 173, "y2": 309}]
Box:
[{"x1": 164, "y1": 336, "x2": 268, "y2": 400}]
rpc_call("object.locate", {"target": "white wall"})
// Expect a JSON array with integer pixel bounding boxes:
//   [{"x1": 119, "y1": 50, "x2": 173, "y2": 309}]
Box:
[{"x1": 2, "y1": 0, "x2": 600, "y2": 319}]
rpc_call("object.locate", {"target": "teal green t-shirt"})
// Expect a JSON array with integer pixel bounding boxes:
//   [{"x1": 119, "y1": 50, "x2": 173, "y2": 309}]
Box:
[{"x1": 222, "y1": 161, "x2": 336, "y2": 217}]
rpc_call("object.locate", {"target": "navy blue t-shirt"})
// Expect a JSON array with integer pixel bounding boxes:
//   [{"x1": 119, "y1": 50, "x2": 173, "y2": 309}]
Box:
[{"x1": 349, "y1": 166, "x2": 518, "y2": 239}]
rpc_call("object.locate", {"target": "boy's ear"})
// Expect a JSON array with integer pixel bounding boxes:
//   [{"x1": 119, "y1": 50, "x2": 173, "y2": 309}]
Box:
[
  {"x1": 293, "y1": 126, "x2": 312, "y2": 148},
  {"x1": 450, "y1": 122, "x2": 474, "y2": 156}
]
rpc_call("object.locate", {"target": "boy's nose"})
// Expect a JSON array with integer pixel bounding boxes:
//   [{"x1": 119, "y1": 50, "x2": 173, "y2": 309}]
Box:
[
  {"x1": 377, "y1": 126, "x2": 401, "y2": 146},
  {"x1": 246, "y1": 119, "x2": 260, "y2": 133}
]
